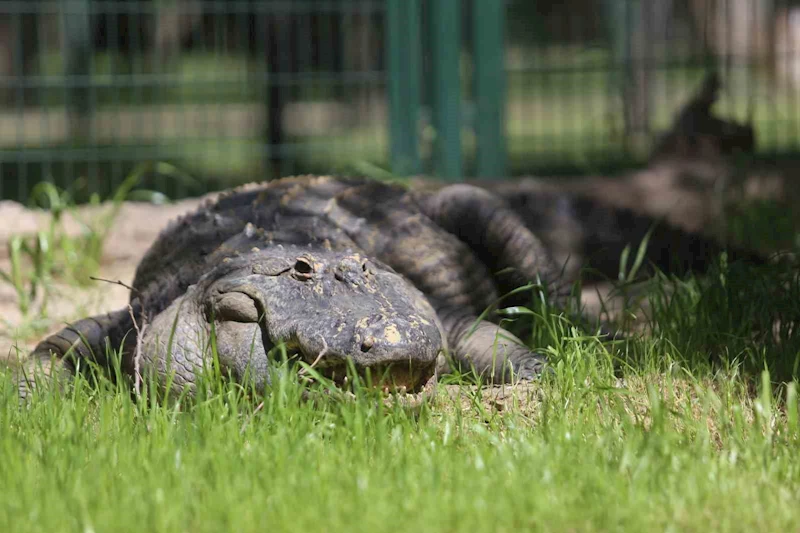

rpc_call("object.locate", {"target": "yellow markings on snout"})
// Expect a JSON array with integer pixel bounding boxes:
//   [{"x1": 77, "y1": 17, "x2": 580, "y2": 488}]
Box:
[{"x1": 383, "y1": 324, "x2": 402, "y2": 345}]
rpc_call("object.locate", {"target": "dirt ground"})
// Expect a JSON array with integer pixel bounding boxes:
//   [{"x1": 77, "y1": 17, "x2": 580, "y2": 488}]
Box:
[{"x1": 0, "y1": 195, "x2": 211, "y2": 361}]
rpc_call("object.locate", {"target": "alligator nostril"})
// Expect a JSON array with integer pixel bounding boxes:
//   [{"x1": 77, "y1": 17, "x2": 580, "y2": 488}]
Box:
[{"x1": 360, "y1": 336, "x2": 375, "y2": 352}]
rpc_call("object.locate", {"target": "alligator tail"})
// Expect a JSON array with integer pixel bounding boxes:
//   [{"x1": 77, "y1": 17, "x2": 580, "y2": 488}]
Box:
[
  {"x1": 566, "y1": 195, "x2": 769, "y2": 282},
  {"x1": 17, "y1": 305, "x2": 138, "y2": 400}
]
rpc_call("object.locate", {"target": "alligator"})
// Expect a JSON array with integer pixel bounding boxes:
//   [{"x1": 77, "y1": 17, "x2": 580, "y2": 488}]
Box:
[{"x1": 16, "y1": 174, "x2": 766, "y2": 400}]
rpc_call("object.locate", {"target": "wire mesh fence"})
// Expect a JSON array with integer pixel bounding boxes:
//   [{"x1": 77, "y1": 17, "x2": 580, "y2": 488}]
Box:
[
  {"x1": 0, "y1": 0, "x2": 798, "y2": 203},
  {"x1": 0, "y1": 0, "x2": 388, "y2": 202}
]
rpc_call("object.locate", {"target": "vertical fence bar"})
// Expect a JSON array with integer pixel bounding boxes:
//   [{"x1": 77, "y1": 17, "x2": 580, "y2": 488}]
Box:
[
  {"x1": 603, "y1": 0, "x2": 631, "y2": 136},
  {"x1": 429, "y1": 0, "x2": 463, "y2": 179},
  {"x1": 472, "y1": 0, "x2": 507, "y2": 178},
  {"x1": 386, "y1": 0, "x2": 422, "y2": 175},
  {"x1": 61, "y1": 0, "x2": 92, "y2": 202},
  {"x1": 61, "y1": 0, "x2": 92, "y2": 143}
]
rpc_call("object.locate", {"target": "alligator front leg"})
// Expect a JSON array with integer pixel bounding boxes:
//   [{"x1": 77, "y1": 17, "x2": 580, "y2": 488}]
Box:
[
  {"x1": 17, "y1": 308, "x2": 135, "y2": 400},
  {"x1": 436, "y1": 305, "x2": 548, "y2": 383}
]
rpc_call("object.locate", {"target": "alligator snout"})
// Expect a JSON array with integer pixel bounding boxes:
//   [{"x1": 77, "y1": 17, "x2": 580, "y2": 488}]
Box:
[{"x1": 294, "y1": 312, "x2": 441, "y2": 392}]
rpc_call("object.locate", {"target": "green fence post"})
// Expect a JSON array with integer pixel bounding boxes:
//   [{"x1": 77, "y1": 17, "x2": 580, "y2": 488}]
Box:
[
  {"x1": 386, "y1": 0, "x2": 422, "y2": 176},
  {"x1": 472, "y1": 0, "x2": 506, "y2": 178},
  {"x1": 62, "y1": 0, "x2": 92, "y2": 112},
  {"x1": 61, "y1": 0, "x2": 93, "y2": 140},
  {"x1": 602, "y1": 0, "x2": 631, "y2": 118},
  {"x1": 429, "y1": 0, "x2": 463, "y2": 180}
]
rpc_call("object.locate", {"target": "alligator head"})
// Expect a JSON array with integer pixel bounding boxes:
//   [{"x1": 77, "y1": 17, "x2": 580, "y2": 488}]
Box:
[{"x1": 138, "y1": 232, "x2": 447, "y2": 396}]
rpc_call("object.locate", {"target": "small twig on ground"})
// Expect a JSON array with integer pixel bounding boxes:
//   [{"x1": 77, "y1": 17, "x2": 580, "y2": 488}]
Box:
[
  {"x1": 90, "y1": 276, "x2": 139, "y2": 295},
  {"x1": 240, "y1": 401, "x2": 265, "y2": 435},
  {"x1": 127, "y1": 303, "x2": 147, "y2": 399}
]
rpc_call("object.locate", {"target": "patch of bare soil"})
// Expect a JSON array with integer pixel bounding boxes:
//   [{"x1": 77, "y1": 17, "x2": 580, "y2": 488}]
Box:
[
  {"x1": 0, "y1": 195, "x2": 209, "y2": 362},
  {"x1": 397, "y1": 373, "x2": 756, "y2": 441}
]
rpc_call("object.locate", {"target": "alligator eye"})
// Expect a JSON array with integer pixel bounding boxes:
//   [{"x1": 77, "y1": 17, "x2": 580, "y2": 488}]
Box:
[{"x1": 292, "y1": 257, "x2": 314, "y2": 280}]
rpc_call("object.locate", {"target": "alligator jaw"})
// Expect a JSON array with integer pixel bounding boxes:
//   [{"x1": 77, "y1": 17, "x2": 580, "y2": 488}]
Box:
[
  {"x1": 303, "y1": 357, "x2": 435, "y2": 394},
  {"x1": 264, "y1": 337, "x2": 435, "y2": 394}
]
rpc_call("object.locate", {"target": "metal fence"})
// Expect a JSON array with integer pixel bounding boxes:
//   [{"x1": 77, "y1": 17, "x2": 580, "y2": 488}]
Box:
[{"x1": 0, "y1": 0, "x2": 798, "y2": 204}]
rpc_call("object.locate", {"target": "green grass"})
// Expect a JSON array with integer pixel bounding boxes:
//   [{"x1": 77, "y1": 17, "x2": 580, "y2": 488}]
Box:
[
  {"x1": 3, "y1": 341, "x2": 800, "y2": 531},
  {"x1": 3, "y1": 254, "x2": 800, "y2": 531}
]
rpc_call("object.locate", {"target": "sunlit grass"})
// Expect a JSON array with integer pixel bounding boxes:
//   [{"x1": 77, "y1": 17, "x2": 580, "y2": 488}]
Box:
[{"x1": 3, "y1": 247, "x2": 800, "y2": 531}]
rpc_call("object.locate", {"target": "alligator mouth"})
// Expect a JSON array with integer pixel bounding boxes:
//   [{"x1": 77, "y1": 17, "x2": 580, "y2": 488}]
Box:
[
  {"x1": 291, "y1": 350, "x2": 433, "y2": 393},
  {"x1": 271, "y1": 341, "x2": 435, "y2": 394},
  {"x1": 311, "y1": 361, "x2": 434, "y2": 394}
]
